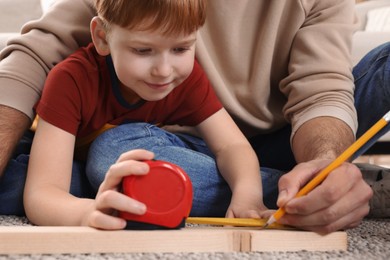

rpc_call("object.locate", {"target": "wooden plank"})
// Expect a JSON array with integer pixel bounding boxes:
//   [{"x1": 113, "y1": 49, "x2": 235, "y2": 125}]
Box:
[
  {"x1": 0, "y1": 226, "x2": 347, "y2": 254},
  {"x1": 187, "y1": 218, "x2": 347, "y2": 252},
  {"x1": 248, "y1": 229, "x2": 347, "y2": 252},
  {"x1": 0, "y1": 226, "x2": 238, "y2": 254}
]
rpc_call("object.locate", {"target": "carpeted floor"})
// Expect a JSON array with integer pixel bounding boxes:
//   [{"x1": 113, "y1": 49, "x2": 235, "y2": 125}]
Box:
[{"x1": 0, "y1": 216, "x2": 389, "y2": 260}]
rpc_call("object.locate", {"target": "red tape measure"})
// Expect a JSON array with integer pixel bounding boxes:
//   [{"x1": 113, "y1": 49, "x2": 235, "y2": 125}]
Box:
[{"x1": 119, "y1": 160, "x2": 193, "y2": 229}]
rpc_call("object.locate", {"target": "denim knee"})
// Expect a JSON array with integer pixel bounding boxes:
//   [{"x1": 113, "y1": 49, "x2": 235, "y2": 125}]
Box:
[
  {"x1": 353, "y1": 42, "x2": 390, "y2": 138},
  {"x1": 86, "y1": 123, "x2": 187, "y2": 190},
  {"x1": 353, "y1": 42, "x2": 390, "y2": 81}
]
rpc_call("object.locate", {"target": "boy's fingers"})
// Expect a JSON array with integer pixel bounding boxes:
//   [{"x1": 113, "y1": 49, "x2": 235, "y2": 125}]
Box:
[
  {"x1": 116, "y1": 149, "x2": 154, "y2": 163},
  {"x1": 87, "y1": 210, "x2": 127, "y2": 230},
  {"x1": 96, "y1": 190, "x2": 146, "y2": 215},
  {"x1": 98, "y1": 149, "x2": 155, "y2": 192},
  {"x1": 99, "y1": 160, "x2": 150, "y2": 192}
]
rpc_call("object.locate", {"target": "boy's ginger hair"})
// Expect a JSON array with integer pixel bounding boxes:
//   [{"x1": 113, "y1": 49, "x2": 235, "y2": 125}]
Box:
[{"x1": 95, "y1": 0, "x2": 207, "y2": 35}]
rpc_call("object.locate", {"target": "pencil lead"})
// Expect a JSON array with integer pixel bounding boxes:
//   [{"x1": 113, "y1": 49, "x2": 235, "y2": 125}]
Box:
[
  {"x1": 261, "y1": 223, "x2": 269, "y2": 229},
  {"x1": 262, "y1": 215, "x2": 276, "y2": 229}
]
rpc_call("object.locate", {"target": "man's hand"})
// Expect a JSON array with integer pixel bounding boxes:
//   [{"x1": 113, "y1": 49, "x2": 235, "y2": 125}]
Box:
[
  {"x1": 284, "y1": 116, "x2": 372, "y2": 233},
  {"x1": 276, "y1": 160, "x2": 373, "y2": 233},
  {"x1": 0, "y1": 105, "x2": 30, "y2": 177}
]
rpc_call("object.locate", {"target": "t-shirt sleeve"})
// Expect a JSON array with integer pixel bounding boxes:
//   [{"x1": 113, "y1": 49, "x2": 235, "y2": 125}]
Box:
[{"x1": 35, "y1": 64, "x2": 82, "y2": 136}]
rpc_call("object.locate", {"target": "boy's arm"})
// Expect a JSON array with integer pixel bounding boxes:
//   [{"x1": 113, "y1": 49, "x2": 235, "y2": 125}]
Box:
[
  {"x1": 196, "y1": 108, "x2": 266, "y2": 218},
  {"x1": 24, "y1": 118, "x2": 88, "y2": 226},
  {"x1": 24, "y1": 118, "x2": 151, "y2": 228},
  {"x1": 0, "y1": 0, "x2": 95, "y2": 176}
]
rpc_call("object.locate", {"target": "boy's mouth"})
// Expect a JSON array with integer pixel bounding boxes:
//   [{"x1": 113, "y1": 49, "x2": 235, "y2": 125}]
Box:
[{"x1": 145, "y1": 81, "x2": 174, "y2": 90}]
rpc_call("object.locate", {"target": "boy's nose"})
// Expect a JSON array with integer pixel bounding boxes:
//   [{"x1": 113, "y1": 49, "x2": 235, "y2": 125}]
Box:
[{"x1": 151, "y1": 57, "x2": 173, "y2": 77}]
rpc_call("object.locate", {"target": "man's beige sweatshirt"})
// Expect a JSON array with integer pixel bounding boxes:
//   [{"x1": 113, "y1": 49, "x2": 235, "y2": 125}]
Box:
[{"x1": 0, "y1": 0, "x2": 358, "y2": 139}]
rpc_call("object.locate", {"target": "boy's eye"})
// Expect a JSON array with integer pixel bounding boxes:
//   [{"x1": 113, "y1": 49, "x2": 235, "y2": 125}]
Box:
[
  {"x1": 132, "y1": 48, "x2": 152, "y2": 55},
  {"x1": 173, "y1": 47, "x2": 190, "y2": 53}
]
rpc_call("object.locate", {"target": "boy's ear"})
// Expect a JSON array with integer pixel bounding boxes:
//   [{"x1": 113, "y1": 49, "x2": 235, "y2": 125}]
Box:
[{"x1": 90, "y1": 16, "x2": 110, "y2": 56}]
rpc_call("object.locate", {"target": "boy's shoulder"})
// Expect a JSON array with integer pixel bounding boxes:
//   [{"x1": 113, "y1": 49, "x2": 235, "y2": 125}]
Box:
[
  {"x1": 62, "y1": 43, "x2": 101, "y2": 68},
  {"x1": 50, "y1": 43, "x2": 105, "y2": 78}
]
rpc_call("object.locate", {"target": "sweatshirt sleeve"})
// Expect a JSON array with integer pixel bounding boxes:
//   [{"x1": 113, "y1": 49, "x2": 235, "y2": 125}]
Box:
[
  {"x1": 281, "y1": 0, "x2": 359, "y2": 137},
  {"x1": 0, "y1": 0, "x2": 95, "y2": 119}
]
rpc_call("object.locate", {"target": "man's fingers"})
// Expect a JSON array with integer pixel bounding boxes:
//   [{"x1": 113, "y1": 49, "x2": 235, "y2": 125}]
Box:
[
  {"x1": 277, "y1": 160, "x2": 331, "y2": 207},
  {"x1": 282, "y1": 204, "x2": 368, "y2": 234},
  {"x1": 284, "y1": 163, "x2": 370, "y2": 215},
  {"x1": 277, "y1": 163, "x2": 372, "y2": 233}
]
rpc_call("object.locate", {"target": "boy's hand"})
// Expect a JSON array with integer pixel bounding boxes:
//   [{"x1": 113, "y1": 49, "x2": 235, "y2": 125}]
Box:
[
  {"x1": 83, "y1": 149, "x2": 154, "y2": 230},
  {"x1": 225, "y1": 190, "x2": 270, "y2": 219}
]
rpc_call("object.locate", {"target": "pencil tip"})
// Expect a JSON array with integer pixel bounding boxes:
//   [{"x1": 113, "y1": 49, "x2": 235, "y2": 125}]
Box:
[{"x1": 262, "y1": 215, "x2": 276, "y2": 229}]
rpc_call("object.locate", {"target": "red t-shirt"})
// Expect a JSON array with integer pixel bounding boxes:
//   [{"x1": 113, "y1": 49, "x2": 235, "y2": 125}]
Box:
[{"x1": 35, "y1": 43, "x2": 222, "y2": 155}]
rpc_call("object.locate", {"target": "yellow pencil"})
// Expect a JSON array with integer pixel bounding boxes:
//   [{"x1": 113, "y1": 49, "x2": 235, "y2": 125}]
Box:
[{"x1": 263, "y1": 111, "x2": 390, "y2": 228}]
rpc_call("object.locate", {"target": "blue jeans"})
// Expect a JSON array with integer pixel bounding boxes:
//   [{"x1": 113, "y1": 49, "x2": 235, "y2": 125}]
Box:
[
  {"x1": 86, "y1": 123, "x2": 282, "y2": 217},
  {"x1": 353, "y1": 42, "x2": 390, "y2": 155},
  {"x1": 2, "y1": 41, "x2": 390, "y2": 216}
]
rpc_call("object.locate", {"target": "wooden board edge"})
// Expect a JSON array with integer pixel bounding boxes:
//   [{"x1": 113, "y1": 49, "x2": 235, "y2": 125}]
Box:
[
  {"x1": 0, "y1": 226, "x2": 237, "y2": 254},
  {"x1": 0, "y1": 226, "x2": 348, "y2": 254},
  {"x1": 249, "y1": 229, "x2": 348, "y2": 252}
]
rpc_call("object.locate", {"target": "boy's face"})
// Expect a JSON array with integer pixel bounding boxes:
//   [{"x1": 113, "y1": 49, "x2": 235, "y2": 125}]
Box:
[{"x1": 101, "y1": 24, "x2": 197, "y2": 103}]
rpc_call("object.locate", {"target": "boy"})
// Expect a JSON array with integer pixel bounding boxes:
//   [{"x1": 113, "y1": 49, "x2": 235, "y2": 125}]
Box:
[{"x1": 23, "y1": 0, "x2": 270, "y2": 229}]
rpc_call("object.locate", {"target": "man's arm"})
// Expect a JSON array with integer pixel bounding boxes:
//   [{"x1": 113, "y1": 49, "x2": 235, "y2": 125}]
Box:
[
  {"x1": 0, "y1": 0, "x2": 94, "y2": 119},
  {"x1": 292, "y1": 117, "x2": 355, "y2": 163},
  {"x1": 0, "y1": 106, "x2": 30, "y2": 176},
  {"x1": 271, "y1": 0, "x2": 374, "y2": 233}
]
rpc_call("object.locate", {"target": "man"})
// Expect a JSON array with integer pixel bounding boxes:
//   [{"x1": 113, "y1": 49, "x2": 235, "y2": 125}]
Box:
[{"x1": 0, "y1": 0, "x2": 382, "y2": 233}]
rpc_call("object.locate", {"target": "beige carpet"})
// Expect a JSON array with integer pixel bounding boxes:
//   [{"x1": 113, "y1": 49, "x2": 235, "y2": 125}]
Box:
[{"x1": 0, "y1": 216, "x2": 389, "y2": 259}]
